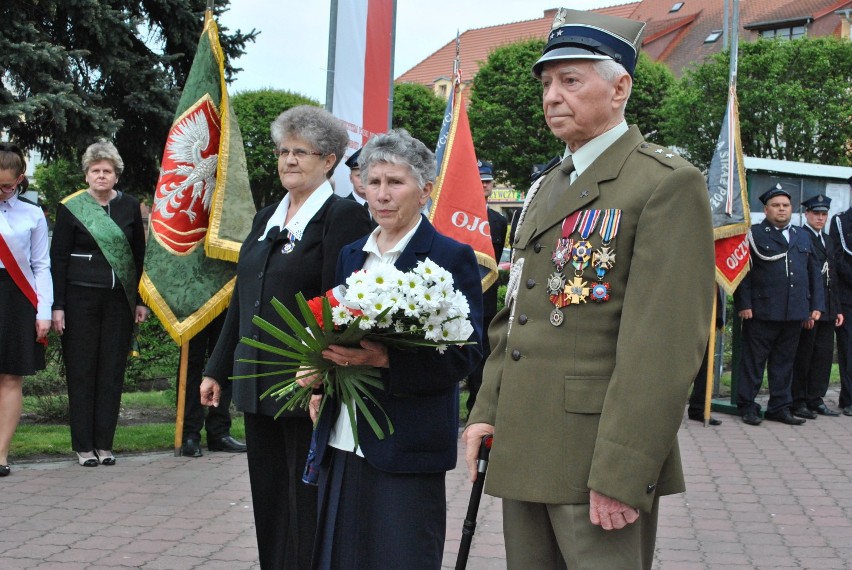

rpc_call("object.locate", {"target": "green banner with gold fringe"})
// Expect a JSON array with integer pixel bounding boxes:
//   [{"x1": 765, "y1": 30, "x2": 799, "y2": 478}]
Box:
[{"x1": 140, "y1": 14, "x2": 255, "y2": 345}]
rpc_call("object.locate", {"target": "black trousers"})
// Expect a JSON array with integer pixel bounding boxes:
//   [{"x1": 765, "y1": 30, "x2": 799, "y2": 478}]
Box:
[
  {"x1": 835, "y1": 303, "x2": 852, "y2": 408},
  {"x1": 62, "y1": 284, "x2": 133, "y2": 452},
  {"x1": 737, "y1": 319, "x2": 801, "y2": 415},
  {"x1": 180, "y1": 313, "x2": 231, "y2": 441},
  {"x1": 687, "y1": 344, "x2": 711, "y2": 415},
  {"x1": 313, "y1": 448, "x2": 446, "y2": 570},
  {"x1": 792, "y1": 320, "x2": 835, "y2": 408},
  {"x1": 244, "y1": 412, "x2": 316, "y2": 570}
]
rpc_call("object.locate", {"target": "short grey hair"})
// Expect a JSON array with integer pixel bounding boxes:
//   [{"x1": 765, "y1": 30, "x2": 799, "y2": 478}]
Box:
[
  {"x1": 593, "y1": 59, "x2": 632, "y2": 105},
  {"x1": 82, "y1": 139, "x2": 124, "y2": 176},
  {"x1": 270, "y1": 105, "x2": 349, "y2": 173},
  {"x1": 359, "y1": 129, "x2": 436, "y2": 189}
]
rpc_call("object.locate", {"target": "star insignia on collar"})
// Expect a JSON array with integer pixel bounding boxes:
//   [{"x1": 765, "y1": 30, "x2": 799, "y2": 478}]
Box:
[
  {"x1": 654, "y1": 148, "x2": 663, "y2": 154},
  {"x1": 580, "y1": 191, "x2": 589, "y2": 198},
  {"x1": 556, "y1": 29, "x2": 564, "y2": 36},
  {"x1": 666, "y1": 153, "x2": 674, "y2": 158}
]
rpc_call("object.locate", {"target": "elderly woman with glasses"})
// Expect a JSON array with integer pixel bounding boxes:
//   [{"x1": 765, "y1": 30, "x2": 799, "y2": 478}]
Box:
[
  {"x1": 201, "y1": 105, "x2": 372, "y2": 570},
  {"x1": 0, "y1": 143, "x2": 52, "y2": 478},
  {"x1": 303, "y1": 129, "x2": 484, "y2": 569}
]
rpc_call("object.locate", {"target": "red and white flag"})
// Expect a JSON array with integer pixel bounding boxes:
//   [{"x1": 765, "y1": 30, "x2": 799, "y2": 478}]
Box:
[{"x1": 328, "y1": 0, "x2": 396, "y2": 196}]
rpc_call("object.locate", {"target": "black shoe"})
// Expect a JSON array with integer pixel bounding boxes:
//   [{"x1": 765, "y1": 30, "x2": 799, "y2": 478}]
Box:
[
  {"x1": 688, "y1": 411, "x2": 722, "y2": 425},
  {"x1": 764, "y1": 409, "x2": 806, "y2": 425},
  {"x1": 742, "y1": 411, "x2": 762, "y2": 426},
  {"x1": 843, "y1": 406, "x2": 852, "y2": 417},
  {"x1": 182, "y1": 439, "x2": 202, "y2": 458},
  {"x1": 792, "y1": 404, "x2": 817, "y2": 420},
  {"x1": 208, "y1": 435, "x2": 247, "y2": 453},
  {"x1": 809, "y1": 404, "x2": 841, "y2": 417},
  {"x1": 0, "y1": 465, "x2": 9, "y2": 477}
]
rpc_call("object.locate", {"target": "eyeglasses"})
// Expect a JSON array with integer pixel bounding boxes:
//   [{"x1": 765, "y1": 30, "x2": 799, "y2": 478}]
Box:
[{"x1": 273, "y1": 147, "x2": 324, "y2": 160}]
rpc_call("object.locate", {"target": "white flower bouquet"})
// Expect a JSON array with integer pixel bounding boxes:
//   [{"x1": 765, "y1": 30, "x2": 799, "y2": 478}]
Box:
[{"x1": 233, "y1": 258, "x2": 476, "y2": 441}]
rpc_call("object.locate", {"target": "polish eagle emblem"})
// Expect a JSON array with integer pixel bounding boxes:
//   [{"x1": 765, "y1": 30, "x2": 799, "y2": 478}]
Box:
[{"x1": 151, "y1": 96, "x2": 221, "y2": 255}]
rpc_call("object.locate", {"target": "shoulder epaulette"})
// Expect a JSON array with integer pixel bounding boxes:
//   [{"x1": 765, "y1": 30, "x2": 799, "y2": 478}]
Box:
[{"x1": 637, "y1": 142, "x2": 691, "y2": 169}]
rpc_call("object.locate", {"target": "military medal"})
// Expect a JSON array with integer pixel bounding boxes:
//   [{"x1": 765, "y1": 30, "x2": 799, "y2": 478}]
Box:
[
  {"x1": 571, "y1": 210, "x2": 600, "y2": 273},
  {"x1": 591, "y1": 209, "x2": 622, "y2": 294},
  {"x1": 564, "y1": 276, "x2": 589, "y2": 304},
  {"x1": 590, "y1": 282, "x2": 610, "y2": 302},
  {"x1": 281, "y1": 230, "x2": 297, "y2": 254},
  {"x1": 548, "y1": 211, "x2": 582, "y2": 326}
]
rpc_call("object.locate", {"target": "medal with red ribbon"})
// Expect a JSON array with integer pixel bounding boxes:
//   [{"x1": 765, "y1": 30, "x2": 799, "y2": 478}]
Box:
[{"x1": 571, "y1": 209, "x2": 600, "y2": 274}]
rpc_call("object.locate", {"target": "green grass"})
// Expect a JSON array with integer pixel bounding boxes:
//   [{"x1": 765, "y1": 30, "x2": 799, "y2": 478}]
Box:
[{"x1": 12, "y1": 390, "x2": 245, "y2": 460}]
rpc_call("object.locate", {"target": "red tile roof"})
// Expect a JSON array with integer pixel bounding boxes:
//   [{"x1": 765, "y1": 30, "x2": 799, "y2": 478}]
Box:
[{"x1": 397, "y1": 0, "x2": 852, "y2": 86}]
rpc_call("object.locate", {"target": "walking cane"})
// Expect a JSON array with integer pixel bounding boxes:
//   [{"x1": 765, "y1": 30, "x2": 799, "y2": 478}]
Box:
[{"x1": 456, "y1": 434, "x2": 493, "y2": 570}]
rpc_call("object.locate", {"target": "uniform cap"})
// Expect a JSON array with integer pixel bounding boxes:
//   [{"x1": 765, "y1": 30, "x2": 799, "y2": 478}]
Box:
[
  {"x1": 344, "y1": 148, "x2": 361, "y2": 170},
  {"x1": 478, "y1": 160, "x2": 493, "y2": 181},
  {"x1": 533, "y1": 8, "x2": 646, "y2": 78},
  {"x1": 758, "y1": 183, "x2": 791, "y2": 205},
  {"x1": 802, "y1": 194, "x2": 831, "y2": 212}
]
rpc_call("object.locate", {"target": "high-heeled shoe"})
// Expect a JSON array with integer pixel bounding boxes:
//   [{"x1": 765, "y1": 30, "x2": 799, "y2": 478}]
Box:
[
  {"x1": 76, "y1": 452, "x2": 98, "y2": 467},
  {"x1": 96, "y1": 450, "x2": 115, "y2": 466}
]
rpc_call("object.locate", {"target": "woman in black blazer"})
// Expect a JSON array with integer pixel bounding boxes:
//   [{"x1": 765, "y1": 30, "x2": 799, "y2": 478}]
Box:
[{"x1": 201, "y1": 105, "x2": 371, "y2": 570}]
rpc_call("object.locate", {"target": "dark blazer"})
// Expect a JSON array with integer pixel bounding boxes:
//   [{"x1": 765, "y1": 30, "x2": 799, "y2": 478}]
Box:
[
  {"x1": 829, "y1": 210, "x2": 852, "y2": 306},
  {"x1": 314, "y1": 216, "x2": 484, "y2": 473},
  {"x1": 50, "y1": 191, "x2": 145, "y2": 308},
  {"x1": 734, "y1": 219, "x2": 825, "y2": 321},
  {"x1": 204, "y1": 194, "x2": 372, "y2": 416},
  {"x1": 802, "y1": 225, "x2": 840, "y2": 321}
]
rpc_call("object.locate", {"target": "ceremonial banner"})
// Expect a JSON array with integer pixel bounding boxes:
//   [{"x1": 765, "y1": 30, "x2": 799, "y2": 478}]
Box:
[
  {"x1": 328, "y1": 0, "x2": 396, "y2": 196},
  {"x1": 140, "y1": 15, "x2": 255, "y2": 345},
  {"x1": 429, "y1": 81, "x2": 497, "y2": 292},
  {"x1": 707, "y1": 85, "x2": 750, "y2": 295}
]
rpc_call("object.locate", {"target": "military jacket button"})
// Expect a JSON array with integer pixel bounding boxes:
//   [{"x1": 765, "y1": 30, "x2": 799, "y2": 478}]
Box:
[
  {"x1": 646, "y1": 483, "x2": 656, "y2": 494},
  {"x1": 526, "y1": 279, "x2": 536, "y2": 289},
  {"x1": 534, "y1": 243, "x2": 542, "y2": 253},
  {"x1": 511, "y1": 349, "x2": 521, "y2": 361},
  {"x1": 257, "y1": 271, "x2": 264, "y2": 279},
  {"x1": 254, "y1": 300, "x2": 261, "y2": 308},
  {"x1": 518, "y1": 314, "x2": 528, "y2": 325}
]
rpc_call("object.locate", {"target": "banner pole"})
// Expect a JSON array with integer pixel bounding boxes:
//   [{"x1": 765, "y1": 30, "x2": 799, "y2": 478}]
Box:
[
  {"x1": 174, "y1": 343, "x2": 189, "y2": 456},
  {"x1": 704, "y1": 286, "x2": 718, "y2": 427}
]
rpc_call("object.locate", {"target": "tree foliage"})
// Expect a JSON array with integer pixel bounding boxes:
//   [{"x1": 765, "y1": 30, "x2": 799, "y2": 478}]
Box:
[
  {"x1": 231, "y1": 89, "x2": 320, "y2": 209},
  {"x1": 33, "y1": 159, "x2": 86, "y2": 221},
  {"x1": 392, "y1": 83, "x2": 446, "y2": 148},
  {"x1": 660, "y1": 37, "x2": 852, "y2": 170},
  {"x1": 626, "y1": 53, "x2": 675, "y2": 142},
  {"x1": 467, "y1": 41, "x2": 676, "y2": 189},
  {"x1": 0, "y1": 0, "x2": 257, "y2": 198},
  {"x1": 468, "y1": 40, "x2": 562, "y2": 190}
]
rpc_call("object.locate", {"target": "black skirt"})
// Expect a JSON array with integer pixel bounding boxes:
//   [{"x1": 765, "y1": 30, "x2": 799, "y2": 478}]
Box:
[{"x1": 0, "y1": 269, "x2": 46, "y2": 375}]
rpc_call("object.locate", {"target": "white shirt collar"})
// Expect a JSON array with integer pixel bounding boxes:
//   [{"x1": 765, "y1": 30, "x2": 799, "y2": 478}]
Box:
[
  {"x1": 362, "y1": 217, "x2": 422, "y2": 259},
  {"x1": 258, "y1": 181, "x2": 334, "y2": 241},
  {"x1": 0, "y1": 192, "x2": 20, "y2": 208},
  {"x1": 564, "y1": 121, "x2": 629, "y2": 179}
]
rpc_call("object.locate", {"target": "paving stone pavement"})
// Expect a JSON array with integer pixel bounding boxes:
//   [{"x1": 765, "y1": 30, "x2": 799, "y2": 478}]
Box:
[{"x1": 2, "y1": 399, "x2": 852, "y2": 569}]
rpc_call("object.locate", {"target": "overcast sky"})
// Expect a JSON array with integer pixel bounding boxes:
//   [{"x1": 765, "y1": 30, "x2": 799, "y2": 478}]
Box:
[{"x1": 218, "y1": 1, "x2": 624, "y2": 102}]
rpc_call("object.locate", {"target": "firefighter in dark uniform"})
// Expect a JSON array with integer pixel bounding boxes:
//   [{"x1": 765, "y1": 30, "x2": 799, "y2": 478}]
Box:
[
  {"x1": 791, "y1": 195, "x2": 843, "y2": 418},
  {"x1": 734, "y1": 184, "x2": 825, "y2": 426},
  {"x1": 829, "y1": 174, "x2": 852, "y2": 416}
]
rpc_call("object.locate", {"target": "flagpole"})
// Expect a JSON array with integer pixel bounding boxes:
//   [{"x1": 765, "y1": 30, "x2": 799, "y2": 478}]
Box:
[
  {"x1": 704, "y1": 287, "x2": 718, "y2": 426},
  {"x1": 325, "y1": 0, "x2": 338, "y2": 111},
  {"x1": 175, "y1": 343, "x2": 189, "y2": 455}
]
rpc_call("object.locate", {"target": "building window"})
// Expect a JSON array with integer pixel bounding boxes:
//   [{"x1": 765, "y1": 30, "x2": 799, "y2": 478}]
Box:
[
  {"x1": 670, "y1": 2, "x2": 684, "y2": 12},
  {"x1": 760, "y1": 25, "x2": 806, "y2": 40},
  {"x1": 705, "y1": 30, "x2": 722, "y2": 43},
  {"x1": 437, "y1": 84, "x2": 447, "y2": 98}
]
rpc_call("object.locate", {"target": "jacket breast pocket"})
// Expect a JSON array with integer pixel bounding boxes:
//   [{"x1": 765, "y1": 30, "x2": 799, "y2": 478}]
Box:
[{"x1": 564, "y1": 376, "x2": 609, "y2": 414}]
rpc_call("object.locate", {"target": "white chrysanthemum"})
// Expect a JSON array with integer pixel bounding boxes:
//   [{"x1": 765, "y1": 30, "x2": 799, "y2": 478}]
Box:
[
  {"x1": 422, "y1": 320, "x2": 442, "y2": 342},
  {"x1": 345, "y1": 270, "x2": 369, "y2": 288},
  {"x1": 358, "y1": 316, "x2": 376, "y2": 330},
  {"x1": 366, "y1": 264, "x2": 405, "y2": 292},
  {"x1": 441, "y1": 317, "x2": 474, "y2": 343},
  {"x1": 375, "y1": 312, "x2": 394, "y2": 329},
  {"x1": 331, "y1": 306, "x2": 355, "y2": 326},
  {"x1": 345, "y1": 281, "x2": 375, "y2": 309},
  {"x1": 419, "y1": 285, "x2": 443, "y2": 311},
  {"x1": 400, "y1": 272, "x2": 426, "y2": 296},
  {"x1": 445, "y1": 290, "x2": 470, "y2": 318}
]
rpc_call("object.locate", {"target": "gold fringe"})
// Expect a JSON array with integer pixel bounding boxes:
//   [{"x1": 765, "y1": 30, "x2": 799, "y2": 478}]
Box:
[
  {"x1": 139, "y1": 273, "x2": 235, "y2": 346},
  {"x1": 476, "y1": 251, "x2": 498, "y2": 292},
  {"x1": 713, "y1": 223, "x2": 750, "y2": 241}
]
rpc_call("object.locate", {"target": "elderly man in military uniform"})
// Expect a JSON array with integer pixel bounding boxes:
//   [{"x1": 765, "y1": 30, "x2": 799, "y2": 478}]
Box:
[
  {"x1": 792, "y1": 195, "x2": 843, "y2": 419},
  {"x1": 734, "y1": 185, "x2": 825, "y2": 426},
  {"x1": 829, "y1": 175, "x2": 852, "y2": 416},
  {"x1": 463, "y1": 8, "x2": 714, "y2": 569}
]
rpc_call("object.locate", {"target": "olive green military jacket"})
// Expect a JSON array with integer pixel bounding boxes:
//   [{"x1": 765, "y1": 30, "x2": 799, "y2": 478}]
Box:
[{"x1": 468, "y1": 126, "x2": 714, "y2": 513}]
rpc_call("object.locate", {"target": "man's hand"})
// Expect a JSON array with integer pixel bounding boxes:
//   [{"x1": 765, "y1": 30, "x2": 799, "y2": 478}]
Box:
[
  {"x1": 837, "y1": 313, "x2": 844, "y2": 327},
  {"x1": 462, "y1": 423, "x2": 494, "y2": 483},
  {"x1": 810, "y1": 310, "x2": 821, "y2": 322},
  {"x1": 589, "y1": 489, "x2": 640, "y2": 530},
  {"x1": 200, "y1": 377, "x2": 221, "y2": 407},
  {"x1": 738, "y1": 309, "x2": 753, "y2": 320},
  {"x1": 803, "y1": 318, "x2": 815, "y2": 330}
]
